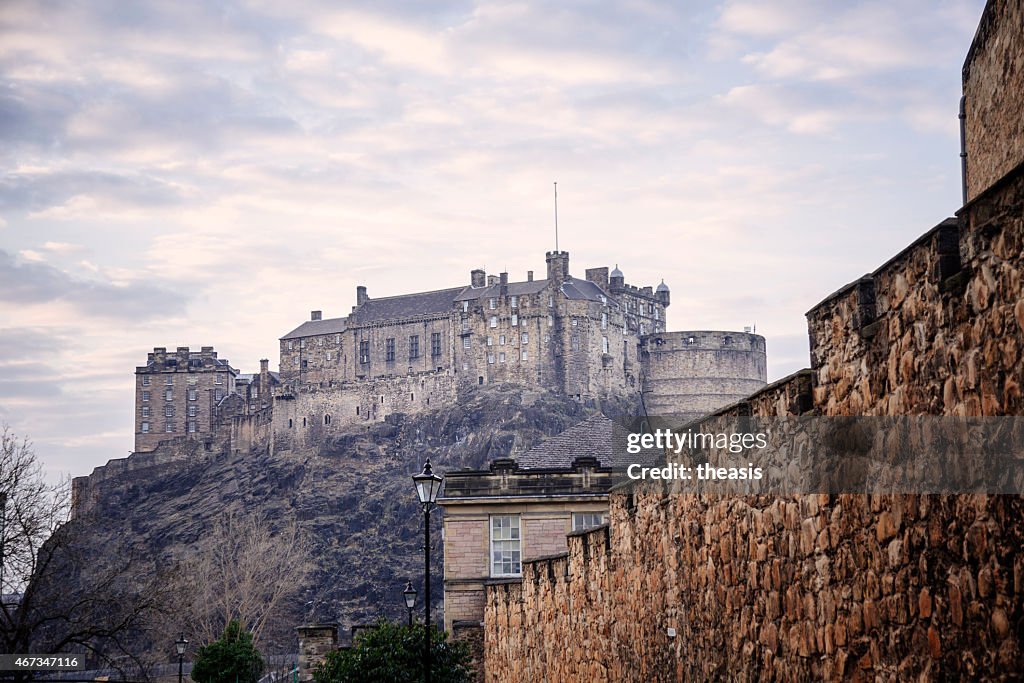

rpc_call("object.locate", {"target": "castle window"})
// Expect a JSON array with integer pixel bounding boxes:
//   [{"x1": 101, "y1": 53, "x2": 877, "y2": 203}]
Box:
[
  {"x1": 303, "y1": 417, "x2": 307, "y2": 426},
  {"x1": 188, "y1": 389, "x2": 197, "y2": 401},
  {"x1": 326, "y1": 352, "x2": 331, "y2": 361},
  {"x1": 640, "y1": 324, "x2": 646, "y2": 335},
  {"x1": 386, "y1": 338, "x2": 396, "y2": 362},
  {"x1": 487, "y1": 336, "x2": 493, "y2": 346},
  {"x1": 489, "y1": 316, "x2": 497, "y2": 328},
  {"x1": 499, "y1": 335, "x2": 506, "y2": 345},
  {"x1": 288, "y1": 341, "x2": 294, "y2": 350},
  {"x1": 431, "y1": 332, "x2": 442, "y2": 357},
  {"x1": 463, "y1": 337, "x2": 471, "y2": 349},
  {"x1": 571, "y1": 336, "x2": 580, "y2": 351},
  {"x1": 602, "y1": 336, "x2": 609, "y2": 353},
  {"x1": 215, "y1": 374, "x2": 223, "y2": 384},
  {"x1": 724, "y1": 335, "x2": 732, "y2": 344},
  {"x1": 142, "y1": 376, "x2": 151, "y2": 386},
  {"x1": 215, "y1": 389, "x2": 223, "y2": 401},
  {"x1": 324, "y1": 415, "x2": 331, "y2": 425},
  {"x1": 478, "y1": 376, "x2": 484, "y2": 385},
  {"x1": 648, "y1": 304, "x2": 654, "y2": 314},
  {"x1": 336, "y1": 334, "x2": 341, "y2": 343},
  {"x1": 572, "y1": 512, "x2": 605, "y2": 532},
  {"x1": 488, "y1": 353, "x2": 495, "y2": 364},
  {"x1": 489, "y1": 298, "x2": 496, "y2": 309},
  {"x1": 165, "y1": 422, "x2": 174, "y2": 433},
  {"x1": 687, "y1": 336, "x2": 696, "y2": 345},
  {"x1": 462, "y1": 301, "x2": 469, "y2": 312},
  {"x1": 521, "y1": 350, "x2": 528, "y2": 361},
  {"x1": 521, "y1": 333, "x2": 528, "y2": 345},
  {"x1": 600, "y1": 295, "x2": 607, "y2": 305},
  {"x1": 142, "y1": 391, "x2": 150, "y2": 402},
  {"x1": 318, "y1": 338, "x2": 323, "y2": 346},
  {"x1": 548, "y1": 296, "x2": 553, "y2": 307},
  {"x1": 355, "y1": 407, "x2": 359, "y2": 416},
  {"x1": 165, "y1": 376, "x2": 173, "y2": 385},
  {"x1": 462, "y1": 318, "x2": 469, "y2": 331},
  {"x1": 288, "y1": 418, "x2": 293, "y2": 428},
  {"x1": 654, "y1": 309, "x2": 660, "y2": 320},
  {"x1": 409, "y1": 335, "x2": 420, "y2": 359},
  {"x1": 142, "y1": 406, "x2": 150, "y2": 418},
  {"x1": 359, "y1": 341, "x2": 370, "y2": 364},
  {"x1": 511, "y1": 314, "x2": 518, "y2": 326},
  {"x1": 510, "y1": 295, "x2": 518, "y2": 308},
  {"x1": 188, "y1": 421, "x2": 197, "y2": 433},
  {"x1": 548, "y1": 315, "x2": 553, "y2": 327},
  {"x1": 188, "y1": 405, "x2": 197, "y2": 417},
  {"x1": 602, "y1": 313, "x2": 608, "y2": 329},
  {"x1": 165, "y1": 389, "x2": 173, "y2": 401},
  {"x1": 141, "y1": 421, "x2": 149, "y2": 433},
  {"x1": 300, "y1": 339, "x2": 306, "y2": 349},
  {"x1": 499, "y1": 352, "x2": 506, "y2": 363},
  {"x1": 301, "y1": 360, "x2": 308, "y2": 369},
  {"x1": 381, "y1": 395, "x2": 385, "y2": 403},
  {"x1": 490, "y1": 515, "x2": 521, "y2": 577}
]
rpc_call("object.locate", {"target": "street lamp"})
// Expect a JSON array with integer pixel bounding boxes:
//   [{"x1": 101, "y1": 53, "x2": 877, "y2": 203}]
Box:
[
  {"x1": 412, "y1": 459, "x2": 443, "y2": 683},
  {"x1": 175, "y1": 633, "x2": 188, "y2": 683},
  {"x1": 403, "y1": 580, "x2": 417, "y2": 627}
]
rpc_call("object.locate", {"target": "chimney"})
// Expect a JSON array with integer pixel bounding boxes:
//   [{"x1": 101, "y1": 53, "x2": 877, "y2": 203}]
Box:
[
  {"x1": 311, "y1": 310, "x2": 322, "y2": 321},
  {"x1": 487, "y1": 275, "x2": 498, "y2": 286},
  {"x1": 260, "y1": 359, "x2": 270, "y2": 394},
  {"x1": 500, "y1": 272, "x2": 508, "y2": 296},
  {"x1": 527, "y1": 270, "x2": 534, "y2": 282},
  {"x1": 585, "y1": 267, "x2": 609, "y2": 291},
  {"x1": 356, "y1": 286, "x2": 368, "y2": 306},
  {"x1": 176, "y1": 347, "x2": 190, "y2": 363},
  {"x1": 471, "y1": 269, "x2": 486, "y2": 288},
  {"x1": 545, "y1": 251, "x2": 569, "y2": 283}
]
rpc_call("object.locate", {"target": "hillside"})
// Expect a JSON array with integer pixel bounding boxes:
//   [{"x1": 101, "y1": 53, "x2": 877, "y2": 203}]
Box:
[{"x1": 66, "y1": 384, "x2": 641, "y2": 658}]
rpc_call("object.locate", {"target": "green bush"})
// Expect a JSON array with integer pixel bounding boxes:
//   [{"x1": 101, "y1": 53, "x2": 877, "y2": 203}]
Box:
[
  {"x1": 191, "y1": 620, "x2": 265, "y2": 683},
  {"x1": 313, "y1": 620, "x2": 472, "y2": 683}
]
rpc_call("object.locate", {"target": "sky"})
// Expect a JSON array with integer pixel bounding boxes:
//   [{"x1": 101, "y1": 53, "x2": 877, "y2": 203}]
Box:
[{"x1": 1, "y1": 0, "x2": 986, "y2": 481}]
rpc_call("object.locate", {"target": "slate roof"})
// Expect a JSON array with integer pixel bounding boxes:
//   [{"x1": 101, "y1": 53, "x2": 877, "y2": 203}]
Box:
[
  {"x1": 516, "y1": 415, "x2": 617, "y2": 469},
  {"x1": 453, "y1": 279, "x2": 550, "y2": 301},
  {"x1": 351, "y1": 287, "x2": 467, "y2": 324},
  {"x1": 560, "y1": 277, "x2": 612, "y2": 303},
  {"x1": 281, "y1": 316, "x2": 348, "y2": 340}
]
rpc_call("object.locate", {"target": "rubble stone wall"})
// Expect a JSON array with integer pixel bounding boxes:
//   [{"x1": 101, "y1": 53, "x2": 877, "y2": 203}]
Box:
[{"x1": 482, "y1": 156, "x2": 1024, "y2": 681}]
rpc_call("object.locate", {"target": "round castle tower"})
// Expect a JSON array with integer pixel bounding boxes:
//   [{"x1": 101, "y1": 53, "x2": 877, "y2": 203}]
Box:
[{"x1": 640, "y1": 330, "x2": 767, "y2": 419}]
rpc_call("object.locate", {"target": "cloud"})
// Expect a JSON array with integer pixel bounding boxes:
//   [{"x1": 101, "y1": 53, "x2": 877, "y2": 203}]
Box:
[{"x1": 0, "y1": 249, "x2": 188, "y2": 320}]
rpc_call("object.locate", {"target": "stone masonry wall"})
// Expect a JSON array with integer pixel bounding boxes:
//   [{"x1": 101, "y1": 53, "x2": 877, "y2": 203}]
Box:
[
  {"x1": 482, "y1": 149, "x2": 1024, "y2": 680},
  {"x1": 963, "y1": 0, "x2": 1024, "y2": 200}
]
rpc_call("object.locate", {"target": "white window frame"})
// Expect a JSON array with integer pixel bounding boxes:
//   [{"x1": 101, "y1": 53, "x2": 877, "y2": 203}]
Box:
[
  {"x1": 572, "y1": 512, "x2": 605, "y2": 532},
  {"x1": 510, "y1": 295, "x2": 518, "y2": 308},
  {"x1": 490, "y1": 515, "x2": 522, "y2": 577},
  {"x1": 489, "y1": 316, "x2": 498, "y2": 328},
  {"x1": 142, "y1": 376, "x2": 151, "y2": 386},
  {"x1": 463, "y1": 337, "x2": 471, "y2": 349},
  {"x1": 141, "y1": 421, "x2": 149, "y2": 433},
  {"x1": 489, "y1": 298, "x2": 496, "y2": 309}
]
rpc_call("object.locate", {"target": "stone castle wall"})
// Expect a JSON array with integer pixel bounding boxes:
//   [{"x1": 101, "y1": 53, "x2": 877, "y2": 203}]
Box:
[
  {"x1": 641, "y1": 330, "x2": 767, "y2": 419},
  {"x1": 963, "y1": 0, "x2": 1024, "y2": 200},
  {"x1": 270, "y1": 372, "x2": 458, "y2": 451},
  {"x1": 482, "y1": 140, "x2": 1024, "y2": 680}
]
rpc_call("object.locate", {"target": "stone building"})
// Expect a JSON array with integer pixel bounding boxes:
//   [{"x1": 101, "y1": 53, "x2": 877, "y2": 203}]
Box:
[
  {"x1": 133, "y1": 346, "x2": 238, "y2": 452},
  {"x1": 439, "y1": 415, "x2": 618, "y2": 633},
  {"x1": 273, "y1": 250, "x2": 766, "y2": 450},
  {"x1": 133, "y1": 347, "x2": 278, "y2": 453}
]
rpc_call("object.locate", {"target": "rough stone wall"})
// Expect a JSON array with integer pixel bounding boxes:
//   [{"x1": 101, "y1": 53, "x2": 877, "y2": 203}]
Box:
[
  {"x1": 271, "y1": 372, "x2": 458, "y2": 451},
  {"x1": 641, "y1": 331, "x2": 768, "y2": 419},
  {"x1": 296, "y1": 624, "x2": 338, "y2": 683},
  {"x1": 963, "y1": 0, "x2": 1024, "y2": 200},
  {"x1": 482, "y1": 158, "x2": 1024, "y2": 681},
  {"x1": 230, "y1": 406, "x2": 273, "y2": 454}
]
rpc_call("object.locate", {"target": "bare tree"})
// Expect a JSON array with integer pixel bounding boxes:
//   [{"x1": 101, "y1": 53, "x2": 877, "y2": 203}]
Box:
[
  {"x1": 0, "y1": 426, "x2": 171, "y2": 671},
  {"x1": 176, "y1": 511, "x2": 314, "y2": 649}
]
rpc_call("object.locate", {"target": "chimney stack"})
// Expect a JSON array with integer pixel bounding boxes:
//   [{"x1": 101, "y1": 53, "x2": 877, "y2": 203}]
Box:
[
  {"x1": 499, "y1": 272, "x2": 508, "y2": 295},
  {"x1": 356, "y1": 286, "x2": 368, "y2": 305},
  {"x1": 311, "y1": 310, "x2": 322, "y2": 321},
  {"x1": 471, "y1": 269, "x2": 486, "y2": 288},
  {"x1": 527, "y1": 270, "x2": 534, "y2": 282},
  {"x1": 545, "y1": 251, "x2": 569, "y2": 283}
]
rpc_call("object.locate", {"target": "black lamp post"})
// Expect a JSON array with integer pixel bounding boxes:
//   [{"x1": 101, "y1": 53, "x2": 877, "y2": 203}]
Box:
[
  {"x1": 412, "y1": 459, "x2": 443, "y2": 683},
  {"x1": 175, "y1": 633, "x2": 188, "y2": 683},
  {"x1": 403, "y1": 580, "x2": 417, "y2": 627}
]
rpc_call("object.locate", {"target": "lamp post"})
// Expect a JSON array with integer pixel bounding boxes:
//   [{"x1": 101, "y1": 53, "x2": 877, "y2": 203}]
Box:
[
  {"x1": 403, "y1": 580, "x2": 417, "y2": 627},
  {"x1": 412, "y1": 459, "x2": 443, "y2": 683},
  {"x1": 175, "y1": 633, "x2": 188, "y2": 683}
]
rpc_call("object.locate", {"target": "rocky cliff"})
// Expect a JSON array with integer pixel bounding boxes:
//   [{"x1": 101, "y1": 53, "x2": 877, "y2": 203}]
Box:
[{"x1": 68, "y1": 384, "x2": 641, "y2": 657}]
